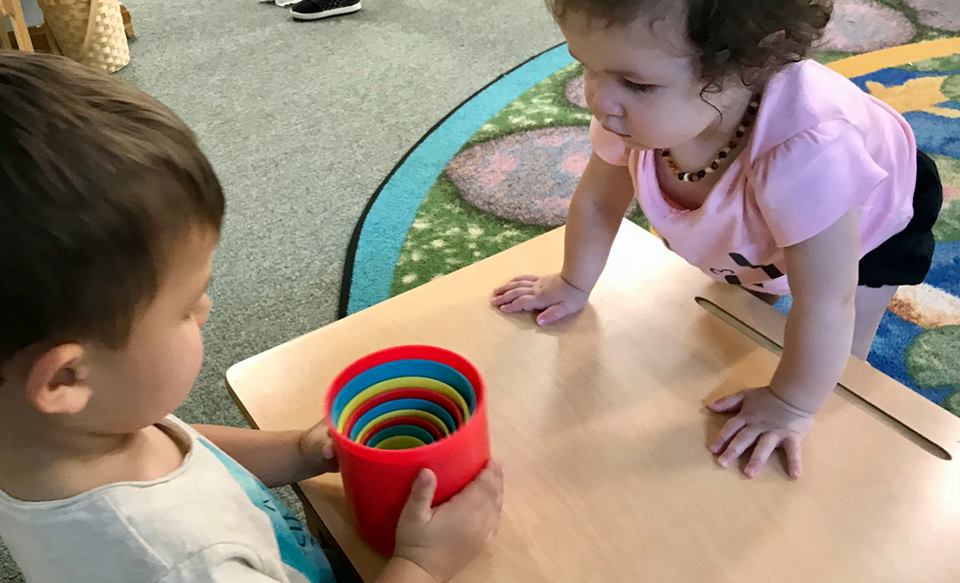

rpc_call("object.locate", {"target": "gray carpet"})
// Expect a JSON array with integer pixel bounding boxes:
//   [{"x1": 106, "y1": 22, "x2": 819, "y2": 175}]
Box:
[{"x1": 0, "y1": 0, "x2": 561, "y2": 579}]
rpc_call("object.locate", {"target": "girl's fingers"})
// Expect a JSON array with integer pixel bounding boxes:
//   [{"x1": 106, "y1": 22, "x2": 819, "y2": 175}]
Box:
[
  {"x1": 511, "y1": 275, "x2": 540, "y2": 283},
  {"x1": 493, "y1": 280, "x2": 529, "y2": 296},
  {"x1": 717, "y1": 427, "x2": 762, "y2": 468},
  {"x1": 783, "y1": 435, "x2": 803, "y2": 479},
  {"x1": 491, "y1": 286, "x2": 535, "y2": 306},
  {"x1": 536, "y1": 302, "x2": 573, "y2": 326},
  {"x1": 744, "y1": 433, "x2": 780, "y2": 478},
  {"x1": 710, "y1": 415, "x2": 748, "y2": 454},
  {"x1": 707, "y1": 390, "x2": 747, "y2": 413},
  {"x1": 499, "y1": 295, "x2": 540, "y2": 313},
  {"x1": 493, "y1": 275, "x2": 539, "y2": 294}
]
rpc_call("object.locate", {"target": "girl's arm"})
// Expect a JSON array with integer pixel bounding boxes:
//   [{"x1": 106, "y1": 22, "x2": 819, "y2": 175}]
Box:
[
  {"x1": 560, "y1": 153, "x2": 637, "y2": 292},
  {"x1": 491, "y1": 153, "x2": 635, "y2": 325},
  {"x1": 771, "y1": 208, "x2": 860, "y2": 411},
  {"x1": 708, "y1": 209, "x2": 860, "y2": 479}
]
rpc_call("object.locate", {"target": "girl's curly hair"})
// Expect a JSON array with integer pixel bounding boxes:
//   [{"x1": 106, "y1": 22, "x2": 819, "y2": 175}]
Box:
[{"x1": 546, "y1": 0, "x2": 833, "y2": 89}]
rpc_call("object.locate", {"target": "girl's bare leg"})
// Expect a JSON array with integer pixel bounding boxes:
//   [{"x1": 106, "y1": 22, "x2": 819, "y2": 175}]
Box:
[
  {"x1": 852, "y1": 285, "x2": 899, "y2": 360},
  {"x1": 747, "y1": 285, "x2": 896, "y2": 359}
]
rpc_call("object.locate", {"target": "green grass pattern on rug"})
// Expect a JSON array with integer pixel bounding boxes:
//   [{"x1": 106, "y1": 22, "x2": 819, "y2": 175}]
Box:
[
  {"x1": 465, "y1": 64, "x2": 590, "y2": 149},
  {"x1": 908, "y1": 326, "x2": 960, "y2": 387},
  {"x1": 932, "y1": 155, "x2": 960, "y2": 240},
  {"x1": 391, "y1": 172, "x2": 647, "y2": 297},
  {"x1": 391, "y1": 175, "x2": 550, "y2": 294}
]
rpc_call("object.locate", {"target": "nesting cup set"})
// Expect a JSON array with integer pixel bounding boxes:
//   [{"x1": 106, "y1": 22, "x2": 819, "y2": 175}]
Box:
[{"x1": 325, "y1": 345, "x2": 490, "y2": 555}]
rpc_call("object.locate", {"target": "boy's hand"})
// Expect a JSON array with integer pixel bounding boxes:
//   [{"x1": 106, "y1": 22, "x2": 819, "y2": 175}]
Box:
[
  {"x1": 491, "y1": 274, "x2": 588, "y2": 326},
  {"x1": 393, "y1": 463, "x2": 504, "y2": 583},
  {"x1": 707, "y1": 387, "x2": 814, "y2": 479},
  {"x1": 297, "y1": 420, "x2": 339, "y2": 476}
]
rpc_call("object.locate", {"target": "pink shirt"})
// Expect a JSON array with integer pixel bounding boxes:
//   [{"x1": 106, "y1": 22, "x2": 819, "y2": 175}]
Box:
[{"x1": 591, "y1": 59, "x2": 917, "y2": 294}]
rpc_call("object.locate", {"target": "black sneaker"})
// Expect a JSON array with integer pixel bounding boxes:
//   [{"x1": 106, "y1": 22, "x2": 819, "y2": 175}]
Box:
[{"x1": 290, "y1": 0, "x2": 361, "y2": 21}]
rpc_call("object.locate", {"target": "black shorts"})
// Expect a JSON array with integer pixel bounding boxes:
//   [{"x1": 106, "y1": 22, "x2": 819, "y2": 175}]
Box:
[{"x1": 858, "y1": 150, "x2": 943, "y2": 288}]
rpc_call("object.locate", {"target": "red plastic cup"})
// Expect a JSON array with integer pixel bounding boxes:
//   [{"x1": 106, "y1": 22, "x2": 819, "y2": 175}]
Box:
[
  {"x1": 342, "y1": 387, "x2": 466, "y2": 437},
  {"x1": 326, "y1": 345, "x2": 490, "y2": 556},
  {"x1": 360, "y1": 415, "x2": 446, "y2": 445}
]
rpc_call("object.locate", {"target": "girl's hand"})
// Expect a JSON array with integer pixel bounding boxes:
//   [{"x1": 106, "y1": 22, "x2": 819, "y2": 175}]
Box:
[
  {"x1": 491, "y1": 273, "x2": 589, "y2": 326},
  {"x1": 297, "y1": 420, "x2": 339, "y2": 476},
  {"x1": 707, "y1": 387, "x2": 814, "y2": 479},
  {"x1": 392, "y1": 463, "x2": 504, "y2": 583}
]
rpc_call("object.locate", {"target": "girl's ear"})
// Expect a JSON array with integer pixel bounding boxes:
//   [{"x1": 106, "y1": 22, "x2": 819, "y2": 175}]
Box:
[
  {"x1": 25, "y1": 344, "x2": 93, "y2": 415},
  {"x1": 758, "y1": 29, "x2": 787, "y2": 49}
]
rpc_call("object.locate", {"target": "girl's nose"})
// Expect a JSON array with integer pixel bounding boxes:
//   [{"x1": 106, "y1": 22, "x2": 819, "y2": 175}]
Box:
[{"x1": 585, "y1": 73, "x2": 625, "y2": 121}]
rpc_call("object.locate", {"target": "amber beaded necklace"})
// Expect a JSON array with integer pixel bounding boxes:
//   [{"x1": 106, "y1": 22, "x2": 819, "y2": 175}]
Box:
[{"x1": 660, "y1": 96, "x2": 760, "y2": 183}]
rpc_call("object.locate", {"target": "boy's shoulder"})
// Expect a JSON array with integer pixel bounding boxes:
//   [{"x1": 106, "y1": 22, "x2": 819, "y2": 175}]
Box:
[{"x1": 0, "y1": 416, "x2": 290, "y2": 582}]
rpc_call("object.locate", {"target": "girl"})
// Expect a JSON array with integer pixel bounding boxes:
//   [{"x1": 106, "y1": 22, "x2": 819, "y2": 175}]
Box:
[{"x1": 492, "y1": 0, "x2": 943, "y2": 479}]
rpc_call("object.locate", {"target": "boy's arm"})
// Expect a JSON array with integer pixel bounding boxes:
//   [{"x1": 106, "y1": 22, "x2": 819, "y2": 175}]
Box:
[
  {"x1": 376, "y1": 558, "x2": 438, "y2": 583},
  {"x1": 708, "y1": 209, "x2": 860, "y2": 478},
  {"x1": 193, "y1": 422, "x2": 335, "y2": 488},
  {"x1": 162, "y1": 555, "x2": 285, "y2": 582}
]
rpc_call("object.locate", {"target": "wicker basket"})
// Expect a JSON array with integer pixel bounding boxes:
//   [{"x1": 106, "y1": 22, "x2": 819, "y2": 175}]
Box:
[{"x1": 37, "y1": 0, "x2": 129, "y2": 73}]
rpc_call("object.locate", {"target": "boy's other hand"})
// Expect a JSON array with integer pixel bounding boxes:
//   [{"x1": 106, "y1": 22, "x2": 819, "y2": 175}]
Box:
[
  {"x1": 393, "y1": 462, "x2": 504, "y2": 582},
  {"x1": 707, "y1": 387, "x2": 814, "y2": 479},
  {"x1": 298, "y1": 420, "x2": 339, "y2": 476},
  {"x1": 491, "y1": 273, "x2": 588, "y2": 326}
]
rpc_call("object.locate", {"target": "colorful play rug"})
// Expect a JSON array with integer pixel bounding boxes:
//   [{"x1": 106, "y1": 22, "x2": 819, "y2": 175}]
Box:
[{"x1": 341, "y1": 2, "x2": 960, "y2": 417}]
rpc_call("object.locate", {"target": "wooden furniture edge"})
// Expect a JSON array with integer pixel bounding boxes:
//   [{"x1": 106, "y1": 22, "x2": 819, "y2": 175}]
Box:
[{"x1": 698, "y1": 284, "x2": 960, "y2": 460}]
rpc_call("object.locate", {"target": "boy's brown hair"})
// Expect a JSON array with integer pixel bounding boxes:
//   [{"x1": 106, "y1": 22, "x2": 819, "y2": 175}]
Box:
[
  {"x1": 546, "y1": 0, "x2": 833, "y2": 89},
  {"x1": 0, "y1": 51, "x2": 224, "y2": 370}
]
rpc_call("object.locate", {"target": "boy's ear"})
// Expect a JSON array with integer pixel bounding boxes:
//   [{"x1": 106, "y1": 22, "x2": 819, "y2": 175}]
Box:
[{"x1": 25, "y1": 344, "x2": 93, "y2": 415}]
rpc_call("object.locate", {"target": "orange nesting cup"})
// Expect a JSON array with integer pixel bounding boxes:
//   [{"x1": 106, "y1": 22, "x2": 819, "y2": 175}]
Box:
[{"x1": 325, "y1": 345, "x2": 490, "y2": 555}]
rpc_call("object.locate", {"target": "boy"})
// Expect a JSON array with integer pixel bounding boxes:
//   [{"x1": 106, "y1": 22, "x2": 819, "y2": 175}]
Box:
[{"x1": 0, "y1": 51, "x2": 502, "y2": 582}]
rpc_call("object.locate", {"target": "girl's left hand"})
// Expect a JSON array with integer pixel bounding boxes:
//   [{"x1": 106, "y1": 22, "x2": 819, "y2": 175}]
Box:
[{"x1": 707, "y1": 387, "x2": 814, "y2": 479}]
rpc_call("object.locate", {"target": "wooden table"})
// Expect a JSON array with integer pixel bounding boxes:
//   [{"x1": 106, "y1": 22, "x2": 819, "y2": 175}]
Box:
[{"x1": 226, "y1": 221, "x2": 960, "y2": 582}]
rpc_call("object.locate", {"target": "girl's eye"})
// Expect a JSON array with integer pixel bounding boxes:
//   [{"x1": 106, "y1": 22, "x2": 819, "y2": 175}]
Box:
[{"x1": 622, "y1": 79, "x2": 657, "y2": 93}]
